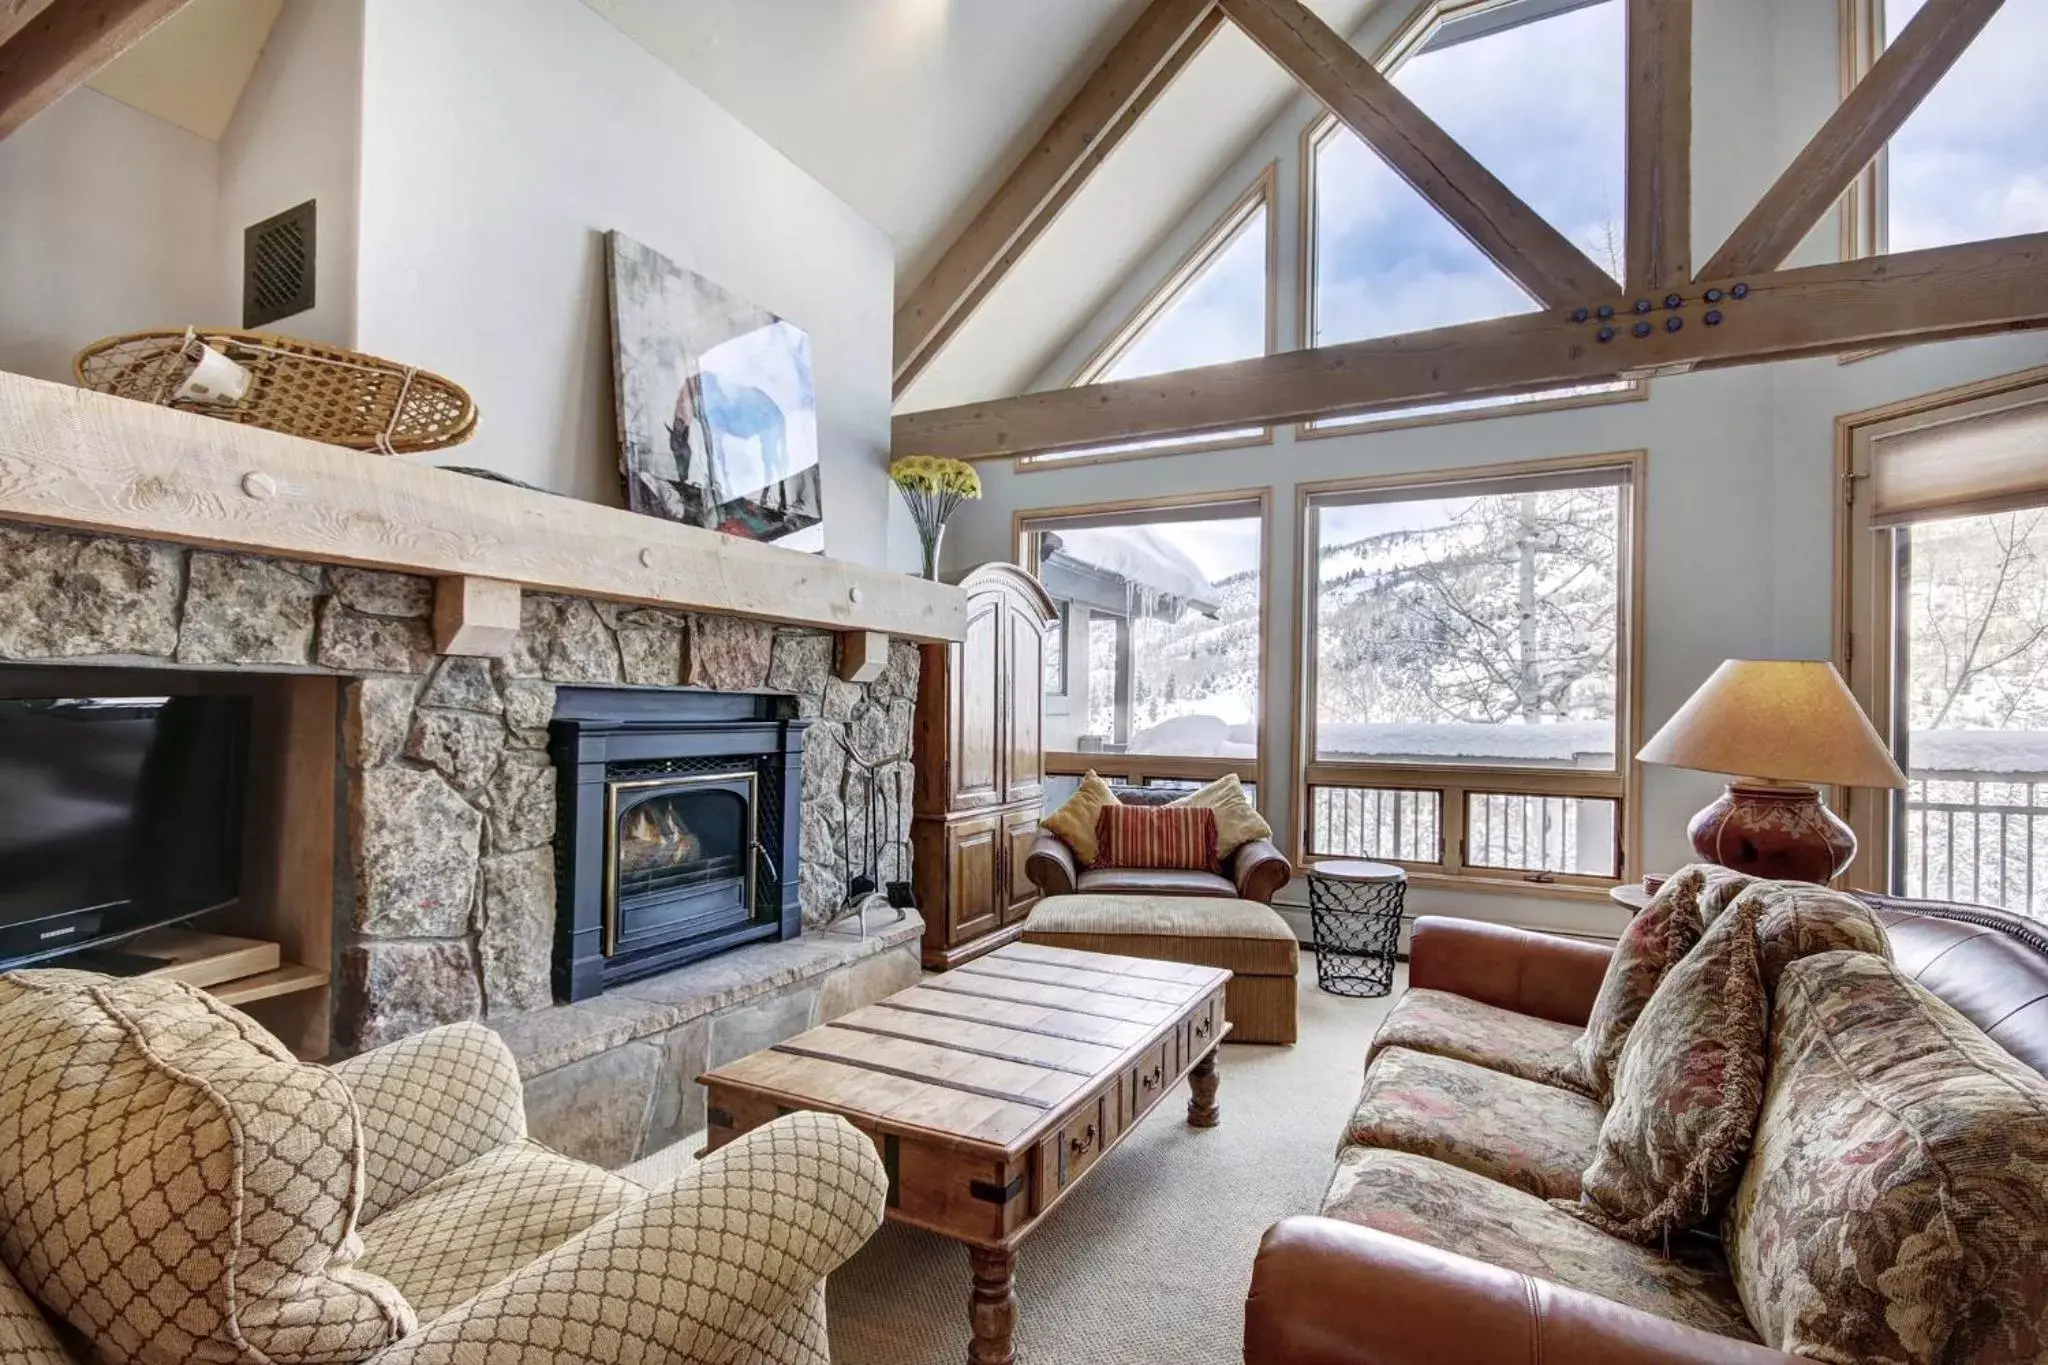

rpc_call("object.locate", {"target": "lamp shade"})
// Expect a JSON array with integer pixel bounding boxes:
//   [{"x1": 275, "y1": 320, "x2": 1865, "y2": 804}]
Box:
[{"x1": 1638, "y1": 659, "x2": 1906, "y2": 789}]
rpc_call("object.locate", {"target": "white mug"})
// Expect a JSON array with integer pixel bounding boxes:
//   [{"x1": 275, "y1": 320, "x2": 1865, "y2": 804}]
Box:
[{"x1": 175, "y1": 342, "x2": 253, "y2": 406}]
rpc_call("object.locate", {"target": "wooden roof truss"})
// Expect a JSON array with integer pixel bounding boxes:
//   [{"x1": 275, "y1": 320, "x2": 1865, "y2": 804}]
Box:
[{"x1": 894, "y1": 0, "x2": 2041, "y2": 461}]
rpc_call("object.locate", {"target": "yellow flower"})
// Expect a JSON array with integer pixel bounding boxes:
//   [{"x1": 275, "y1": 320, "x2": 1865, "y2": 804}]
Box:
[{"x1": 889, "y1": 455, "x2": 982, "y2": 500}]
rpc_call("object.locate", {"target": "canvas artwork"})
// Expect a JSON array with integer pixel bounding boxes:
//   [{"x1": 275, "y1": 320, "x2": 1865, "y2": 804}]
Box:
[{"x1": 606, "y1": 231, "x2": 825, "y2": 549}]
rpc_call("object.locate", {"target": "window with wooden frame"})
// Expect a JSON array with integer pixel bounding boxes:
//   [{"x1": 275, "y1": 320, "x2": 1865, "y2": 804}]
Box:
[
  {"x1": 1014, "y1": 166, "x2": 1278, "y2": 472},
  {"x1": 1837, "y1": 365, "x2": 2048, "y2": 921},
  {"x1": 1297, "y1": 0, "x2": 1641, "y2": 438},
  {"x1": 1840, "y1": 0, "x2": 2048, "y2": 261},
  {"x1": 1298, "y1": 452, "x2": 1644, "y2": 890},
  {"x1": 1016, "y1": 491, "x2": 1269, "y2": 796}
]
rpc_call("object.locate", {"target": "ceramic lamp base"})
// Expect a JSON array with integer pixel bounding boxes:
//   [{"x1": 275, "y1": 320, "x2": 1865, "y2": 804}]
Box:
[{"x1": 1687, "y1": 781, "x2": 1856, "y2": 884}]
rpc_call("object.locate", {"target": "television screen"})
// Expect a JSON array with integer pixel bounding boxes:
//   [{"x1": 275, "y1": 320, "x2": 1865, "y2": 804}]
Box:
[{"x1": 0, "y1": 696, "x2": 250, "y2": 967}]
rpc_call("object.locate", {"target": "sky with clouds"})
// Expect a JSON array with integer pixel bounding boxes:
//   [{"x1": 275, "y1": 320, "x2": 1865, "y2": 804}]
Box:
[
  {"x1": 1069, "y1": 0, "x2": 2041, "y2": 457},
  {"x1": 1885, "y1": 0, "x2": 2047, "y2": 251}
]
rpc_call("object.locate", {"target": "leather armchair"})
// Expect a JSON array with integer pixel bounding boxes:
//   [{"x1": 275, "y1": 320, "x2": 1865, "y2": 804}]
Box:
[
  {"x1": 1023, "y1": 832, "x2": 1294, "y2": 905},
  {"x1": 1245, "y1": 1219, "x2": 1793, "y2": 1365}
]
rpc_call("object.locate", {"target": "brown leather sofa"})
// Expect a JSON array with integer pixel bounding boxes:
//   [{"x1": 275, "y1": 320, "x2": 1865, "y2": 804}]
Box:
[
  {"x1": 1024, "y1": 784, "x2": 1294, "y2": 904},
  {"x1": 1243, "y1": 893, "x2": 2048, "y2": 1363}
]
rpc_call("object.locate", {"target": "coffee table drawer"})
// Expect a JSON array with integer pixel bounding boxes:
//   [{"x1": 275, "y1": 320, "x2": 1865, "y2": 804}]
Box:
[
  {"x1": 1127, "y1": 1038, "x2": 1171, "y2": 1120},
  {"x1": 1047, "y1": 1090, "x2": 1111, "y2": 1194},
  {"x1": 1186, "y1": 991, "x2": 1224, "y2": 1061}
]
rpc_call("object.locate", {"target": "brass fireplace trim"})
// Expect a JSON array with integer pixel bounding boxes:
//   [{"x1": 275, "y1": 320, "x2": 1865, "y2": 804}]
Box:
[{"x1": 601, "y1": 769, "x2": 759, "y2": 958}]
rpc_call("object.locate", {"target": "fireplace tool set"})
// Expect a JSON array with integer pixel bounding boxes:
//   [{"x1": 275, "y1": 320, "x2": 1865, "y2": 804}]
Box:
[{"x1": 831, "y1": 733, "x2": 914, "y2": 937}]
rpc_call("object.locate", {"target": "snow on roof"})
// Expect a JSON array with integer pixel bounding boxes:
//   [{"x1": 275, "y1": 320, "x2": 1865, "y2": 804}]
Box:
[
  {"x1": 1910, "y1": 730, "x2": 2048, "y2": 777},
  {"x1": 1319, "y1": 721, "x2": 1615, "y2": 765},
  {"x1": 1125, "y1": 716, "x2": 1616, "y2": 765},
  {"x1": 1049, "y1": 527, "x2": 1219, "y2": 614},
  {"x1": 1119, "y1": 721, "x2": 2048, "y2": 778}
]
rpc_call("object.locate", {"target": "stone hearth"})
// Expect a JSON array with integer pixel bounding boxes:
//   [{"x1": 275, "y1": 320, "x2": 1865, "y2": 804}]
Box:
[{"x1": 0, "y1": 522, "x2": 920, "y2": 1059}]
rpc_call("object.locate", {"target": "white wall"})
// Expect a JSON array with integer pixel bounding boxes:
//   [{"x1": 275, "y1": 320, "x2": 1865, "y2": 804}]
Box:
[
  {"x1": 354, "y1": 0, "x2": 914, "y2": 570},
  {"x1": 216, "y1": 0, "x2": 364, "y2": 349},
  {"x1": 0, "y1": 90, "x2": 219, "y2": 382},
  {"x1": 941, "y1": 0, "x2": 2048, "y2": 939}
]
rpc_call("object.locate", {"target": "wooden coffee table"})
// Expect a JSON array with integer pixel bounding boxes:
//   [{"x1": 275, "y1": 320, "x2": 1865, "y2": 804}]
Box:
[{"x1": 700, "y1": 941, "x2": 1232, "y2": 1364}]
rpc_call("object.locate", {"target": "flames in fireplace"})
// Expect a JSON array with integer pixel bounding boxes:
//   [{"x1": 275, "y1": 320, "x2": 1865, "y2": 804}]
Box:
[{"x1": 603, "y1": 772, "x2": 758, "y2": 959}]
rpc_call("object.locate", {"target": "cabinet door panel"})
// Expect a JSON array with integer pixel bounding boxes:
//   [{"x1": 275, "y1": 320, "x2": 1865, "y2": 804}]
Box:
[
  {"x1": 1002, "y1": 600, "x2": 1046, "y2": 804},
  {"x1": 946, "y1": 816, "x2": 1003, "y2": 944},
  {"x1": 950, "y1": 598, "x2": 1003, "y2": 810},
  {"x1": 1002, "y1": 808, "x2": 1042, "y2": 924}
]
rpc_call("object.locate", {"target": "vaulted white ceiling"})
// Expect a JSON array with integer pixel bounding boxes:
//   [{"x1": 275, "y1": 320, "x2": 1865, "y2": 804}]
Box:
[
  {"x1": 88, "y1": 0, "x2": 1395, "y2": 413},
  {"x1": 583, "y1": 0, "x2": 1384, "y2": 411}
]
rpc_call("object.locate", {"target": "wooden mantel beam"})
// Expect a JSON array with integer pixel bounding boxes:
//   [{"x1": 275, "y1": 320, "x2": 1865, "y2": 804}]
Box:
[
  {"x1": 1625, "y1": 0, "x2": 1691, "y2": 294},
  {"x1": 0, "y1": 371, "x2": 969, "y2": 642},
  {"x1": 892, "y1": 231, "x2": 2048, "y2": 460},
  {"x1": 892, "y1": 0, "x2": 1222, "y2": 398},
  {"x1": 1699, "y1": 0, "x2": 2003, "y2": 280},
  {"x1": 0, "y1": 0, "x2": 190, "y2": 139},
  {"x1": 1218, "y1": 0, "x2": 1615, "y2": 306}
]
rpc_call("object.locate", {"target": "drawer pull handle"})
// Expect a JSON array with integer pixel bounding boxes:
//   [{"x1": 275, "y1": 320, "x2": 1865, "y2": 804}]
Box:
[
  {"x1": 1068, "y1": 1123, "x2": 1097, "y2": 1158},
  {"x1": 1140, "y1": 1064, "x2": 1164, "y2": 1093},
  {"x1": 1194, "y1": 1016, "x2": 1214, "y2": 1040}
]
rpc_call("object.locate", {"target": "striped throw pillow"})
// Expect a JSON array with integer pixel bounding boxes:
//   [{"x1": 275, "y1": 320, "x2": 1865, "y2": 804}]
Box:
[{"x1": 1094, "y1": 805, "x2": 1220, "y2": 873}]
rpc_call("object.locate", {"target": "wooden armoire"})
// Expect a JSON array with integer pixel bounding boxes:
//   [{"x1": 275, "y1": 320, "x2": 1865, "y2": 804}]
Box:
[{"x1": 911, "y1": 562, "x2": 1056, "y2": 969}]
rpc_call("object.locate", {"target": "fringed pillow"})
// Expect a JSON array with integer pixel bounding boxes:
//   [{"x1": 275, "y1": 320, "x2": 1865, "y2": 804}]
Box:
[{"x1": 1566, "y1": 866, "x2": 1708, "y2": 1101}]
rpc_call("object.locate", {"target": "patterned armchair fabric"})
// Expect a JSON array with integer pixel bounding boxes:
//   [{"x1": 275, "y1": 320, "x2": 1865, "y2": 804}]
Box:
[
  {"x1": 365, "y1": 1111, "x2": 888, "y2": 1365},
  {"x1": 330, "y1": 1022, "x2": 530, "y2": 1224},
  {"x1": 0, "y1": 978, "x2": 885, "y2": 1365}
]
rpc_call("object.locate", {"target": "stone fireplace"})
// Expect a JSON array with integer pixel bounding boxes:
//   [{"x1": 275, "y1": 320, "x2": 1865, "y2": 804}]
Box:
[
  {"x1": 0, "y1": 520, "x2": 929, "y2": 1161},
  {"x1": 551, "y1": 687, "x2": 809, "y2": 1000}
]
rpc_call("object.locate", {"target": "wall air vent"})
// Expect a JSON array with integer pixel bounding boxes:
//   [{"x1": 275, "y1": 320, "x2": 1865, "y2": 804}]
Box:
[{"x1": 242, "y1": 200, "x2": 316, "y2": 328}]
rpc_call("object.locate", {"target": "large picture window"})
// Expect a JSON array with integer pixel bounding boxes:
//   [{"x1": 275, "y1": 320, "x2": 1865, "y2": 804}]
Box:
[
  {"x1": 1845, "y1": 0, "x2": 2048, "y2": 258},
  {"x1": 1300, "y1": 0, "x2": 1640, "y2": 435},
  {"x1": 1018, "y1": 493, "x2": 1268, "y2": 797},
  {"x1": 1300, "y1": 454, "x2": 1642, "y2": 886}
]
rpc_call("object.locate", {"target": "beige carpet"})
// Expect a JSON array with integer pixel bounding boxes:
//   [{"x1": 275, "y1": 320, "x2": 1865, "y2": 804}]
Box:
[{"x1": 624, "y1": 957, "x2": 1400, "y2": 1364}]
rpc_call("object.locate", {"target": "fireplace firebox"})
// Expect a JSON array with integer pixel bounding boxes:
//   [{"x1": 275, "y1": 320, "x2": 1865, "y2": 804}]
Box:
[{"x1": 551, "y1": 688, "x2": 808, "y2": 1001}]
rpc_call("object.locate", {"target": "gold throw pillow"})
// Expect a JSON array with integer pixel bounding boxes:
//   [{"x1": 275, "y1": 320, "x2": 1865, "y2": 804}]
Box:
[
  {"x1": 1169, "y1": 773, "x2": 1273, "y2": 860},
  {"x1": 1043, "y1": 770, "x2": 1120, "y2": 865}
]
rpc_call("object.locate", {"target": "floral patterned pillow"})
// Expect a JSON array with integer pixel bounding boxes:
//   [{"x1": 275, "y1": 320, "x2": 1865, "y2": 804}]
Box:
[
  {"x1": 1563, "y1": 883, "x2": 1769, "y2": 1244},
  {"x1": 1749, "y1": 881, "x2": 1890, "y2": 989},
  {"x1": 1727, "y1": 951, "x2": 2048, "y2": 1362},
  {"x1": 1567, "y1": 866, "x2": 1709, "y2": 1101}
]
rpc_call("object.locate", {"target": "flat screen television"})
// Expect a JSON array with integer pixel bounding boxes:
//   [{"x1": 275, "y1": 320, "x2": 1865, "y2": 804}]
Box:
[{"x1": 0, "y1": 696, "x2": 250, "y2": 970}]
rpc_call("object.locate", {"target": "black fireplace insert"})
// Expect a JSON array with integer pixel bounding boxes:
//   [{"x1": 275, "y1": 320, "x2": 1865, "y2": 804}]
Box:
[{"x1": 550, "y1": 687, "x2": 809, "y2": 1001}]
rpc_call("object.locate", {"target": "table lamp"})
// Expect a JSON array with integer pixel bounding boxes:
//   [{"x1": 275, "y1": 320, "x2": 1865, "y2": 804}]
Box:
[{"x1": 1637, "y1": 659, "x2": 1906, "y2": 883}]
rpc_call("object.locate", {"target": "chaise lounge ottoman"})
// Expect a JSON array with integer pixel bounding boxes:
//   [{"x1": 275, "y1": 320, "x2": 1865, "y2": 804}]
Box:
[{"x1": 1022, "y1": 892, "x2": 1300, "y2": 1043}]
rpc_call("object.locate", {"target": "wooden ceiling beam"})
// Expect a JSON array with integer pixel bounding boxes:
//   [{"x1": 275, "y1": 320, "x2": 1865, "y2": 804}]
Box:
[
  {"x1": 1625, "y1": 0, "x2": 1691, "y2": 294},
  {"x1": 1218, "y1": 0, "x2": 1615, "y2": 306},
  {"x1": 1699, "y1": 0, "x2": 2003, "y2": 279},
  {"x1": 0, "y1": 0, "x2": 188, "y2": 139},
  {"x1": 893, "y1": 231, "x2": 2048, "y2": 460},
  {"x1": 0, "y1": 0, "x2": 57, "y2": 50},
  {"x1": 891, "y1": 0, "x2": 1222, "y2": 398}
]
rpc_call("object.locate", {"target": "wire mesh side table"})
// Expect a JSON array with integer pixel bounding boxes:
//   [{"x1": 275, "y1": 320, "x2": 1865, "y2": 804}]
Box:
[{"x1": 1306, "y1": 859, "x2": 1407, "y2": 997}]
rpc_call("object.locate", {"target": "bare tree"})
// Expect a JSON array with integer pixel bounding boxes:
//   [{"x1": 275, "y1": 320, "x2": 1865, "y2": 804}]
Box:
[{"x1": 1316, "y1": 486, "x2": 1621, "y2": 729}]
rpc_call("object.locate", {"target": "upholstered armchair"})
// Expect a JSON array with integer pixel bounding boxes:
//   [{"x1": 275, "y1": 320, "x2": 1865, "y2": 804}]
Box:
[
  {"x1": 0, "y1": 972, "x2": 886, "y2": 1365},
  {"x1": 1026, "y1": 784, "x2": 1294, "y2": 904}
]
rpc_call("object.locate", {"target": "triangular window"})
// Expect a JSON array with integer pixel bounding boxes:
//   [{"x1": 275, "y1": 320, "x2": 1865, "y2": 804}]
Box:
[
  {"x1": 1872, "y1": 0, "x2": 2048, "y2": 254},
  {"x1": 1305, "y1": 0, "x2": 1637, "y2": 432},
  {"x1": 1017, "y1": 167, "x2": 1275, "y2": 469}
]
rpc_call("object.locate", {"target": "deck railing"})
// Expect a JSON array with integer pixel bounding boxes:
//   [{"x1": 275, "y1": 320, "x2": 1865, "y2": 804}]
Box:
[{"x1": 1901, "y1": 770, "x2": 2048, "y2": 920}]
